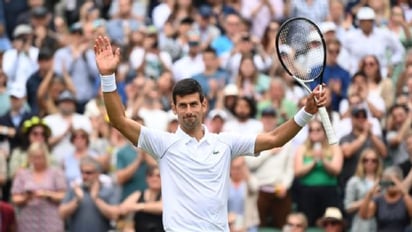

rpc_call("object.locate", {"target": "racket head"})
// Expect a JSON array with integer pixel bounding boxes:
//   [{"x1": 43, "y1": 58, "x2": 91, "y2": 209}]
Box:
[{"x1": 275, "y1": 17, "x2": 327, "y2": 84}]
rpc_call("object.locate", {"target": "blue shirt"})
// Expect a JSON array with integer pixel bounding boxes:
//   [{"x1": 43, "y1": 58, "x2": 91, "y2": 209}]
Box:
[
  {"x1": 192, "y1": 69, "x2": 229, "y2": 109},
  {"x1": 323, "y1": 64, "x2": 351, "y2": 111}
]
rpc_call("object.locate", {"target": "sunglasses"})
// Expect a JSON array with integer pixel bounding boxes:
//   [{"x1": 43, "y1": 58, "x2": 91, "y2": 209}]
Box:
[
  {"x1": 287, "y1": 222, "x2": 304, "y2": 228},
  {"x1": 81, "y1": 170, "x2": 96, "y2": 175},
  {"x1": 328, "y1": 49, "x2": 340, "y2": 54},
  {"x1": 323, "y1": 220, "x2": 340, "y2": 227},
  {"x1": 353, "y1": 114, "x2": 367, "y2": 119},
  {"x1": 364, "y1": 61, "x2": 376, "y2": 67},
  {"x1": 363, "y1": 158, "x2": 378, "y2": 164},
  {"x1": 31, "y1": 130, "x2": 46, "y2": 136}
]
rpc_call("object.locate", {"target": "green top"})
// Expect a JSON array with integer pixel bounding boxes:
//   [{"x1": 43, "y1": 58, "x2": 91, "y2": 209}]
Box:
[{"x1": 299, "y1": 155, "x2": 337, "y2": 186}]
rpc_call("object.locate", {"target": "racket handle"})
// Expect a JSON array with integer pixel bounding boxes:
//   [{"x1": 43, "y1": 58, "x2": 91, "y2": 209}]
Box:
[{"x1": 318, "y1": 107, "x2": 338, "y2": 145}]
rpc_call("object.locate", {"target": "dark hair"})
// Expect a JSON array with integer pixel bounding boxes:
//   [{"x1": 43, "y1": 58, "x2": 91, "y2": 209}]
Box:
[
  {"x1": 351, "y1": 71, "x2": 367, "y2": 83},
  {"x1": 203, "y1": 46, "x2": 217, "y2": 56},
  {"x1": 37, "y1": 48, "x2": 54, "y2": 61},
  {"x1": 146, "y1": 165, "x2": 160, "y2": 177},
  {"x1": 70, "y1": 128, "x2": 90, "y2": 146},
  {"x1": 235, "y1": 96, "x2": 257, "y2": 119},
  {"x1": 172, "y1": 79, "x2": 205, "y2": 104},
  {"x1": 390, "y1": 103, "x2": 409, "y2": 115}
]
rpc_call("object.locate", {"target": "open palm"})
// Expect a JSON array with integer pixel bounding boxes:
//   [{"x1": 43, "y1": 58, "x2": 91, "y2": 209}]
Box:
[{"x1": 94, "y1": 36, "x2": 120, "y2": 75}]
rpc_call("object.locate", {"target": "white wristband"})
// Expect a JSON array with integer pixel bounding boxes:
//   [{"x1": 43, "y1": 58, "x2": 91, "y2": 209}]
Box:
[
  {"x1": 100, "y1": 74, "x2": 117, "y2": 92},
  {"x1": 293, "y1": 108, "x2": 313, "y2": 127}
]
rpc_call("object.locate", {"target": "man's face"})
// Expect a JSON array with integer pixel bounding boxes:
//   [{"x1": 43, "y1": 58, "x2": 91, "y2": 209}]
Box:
[
  {"x1": 392, "y1": 107, "x2": 407, "y2": 127},
  {"x1": 203, "y1": 52, "x2": 217, "y2": 70},
  {"x1": 80, "y1": 164, "x2": 99, "y2": 187},
  {"x1": 234, "y1": 98, "x2": 251, "y2": 122},
  {"x1": 38, "y1": 59, "x2": 53, "y2": 73},
  {"x1": 10, "y1": 96, "x2": 25, "y2": 111},
  {"x1": 58, "y1": 100, "x2": 76, "y2": 116},
  {"x1": 359, "y1": 20, "x2": 374, "y2": 34},
  {"x1": 173, "y1": 93, "x2": 207, "y2": 132},
  {"x1": 224, "y1": 15, "x2": 241, "y2": 36}
]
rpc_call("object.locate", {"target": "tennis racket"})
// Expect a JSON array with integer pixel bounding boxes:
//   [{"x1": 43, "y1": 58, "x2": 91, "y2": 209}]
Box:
[{"x1": 275, "y1": 17, "x2": 338, "y2": 145}]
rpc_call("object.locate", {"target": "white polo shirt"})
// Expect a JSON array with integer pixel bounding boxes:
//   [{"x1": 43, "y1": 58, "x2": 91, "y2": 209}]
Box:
[{"x1": 138, "y1": 126, "x2": 257, "y2": 232}]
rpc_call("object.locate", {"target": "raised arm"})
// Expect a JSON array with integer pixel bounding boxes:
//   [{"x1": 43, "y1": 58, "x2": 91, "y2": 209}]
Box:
[
  {"x1": 94, "y1": 36, "x2": 142, "y2": 145},
  {"x1": 254, "y1": 85, "x2": 326, "y2": 153}
]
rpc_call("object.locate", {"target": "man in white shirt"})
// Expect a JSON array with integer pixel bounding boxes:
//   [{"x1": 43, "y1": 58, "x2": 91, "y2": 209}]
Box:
[
  {"x1": 342, "y1": 7, "x2": 405, "y2": 76},
  {"x1": 93, "y1": 36, "x2": 328, "y2": 232}
]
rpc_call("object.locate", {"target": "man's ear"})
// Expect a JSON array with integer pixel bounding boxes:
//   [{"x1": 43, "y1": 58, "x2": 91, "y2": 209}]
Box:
[{"x1": 172, "y1": 103, "x2": 177, "y2": 114}]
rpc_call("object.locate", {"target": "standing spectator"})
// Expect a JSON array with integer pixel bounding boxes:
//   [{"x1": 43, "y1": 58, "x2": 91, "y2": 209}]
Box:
[
  {"x1": 0, "y1": 70, "x2": 10, "y2": 116},
  {"x1": 339, "y1": 104, "x2": 387, "y2": 193},
  {"x1": 294, "y1": 119, "x2": 343, "y2": 227},
  {"x1": 323, "y1": 39, "x2": 351, "y2": 113},
  {"x1": 193, "y1": 5, "x2": 221, "y2": 49},
  {"x1": 228, "y1": 157, "x2": 260, "y2": 232},
  {"x1": 240, "y1": 0, "x2": 284, "y2": 39},
  {"x1": 43, "y1": 90, "x2": 92, "y2": 164},
  {"x1": 358, "y1": 55, "x2": 392, "y2": 116},
  {"x1": 344, "y1": 149, "x2": 382, "y2": 232},
  {"x1": 166, "y1": 0, "x2": 196, "y2": 28},
  {"x1": 2, "y1": 24, "x2": 39, "y2": 88},
  {"x1": 359, "y1": 166, "x2": 412, "y2": 232},
  {"x1": 11, "y1": 142, "x2": 66, "y2": 232},
  {"x1": 223, "y1": 96, "x2": 262, "y2": 134},
  {"x1": 8, "y1": 116, "x2": 52, "y2": 179},
  {"x1": 386, "y1": 104, "x2": 411, "y2": 165},
  {"x1": 287, "y1": 0, "x2": 329, "y2": 23},
  {"x1": 58, "y1": 156, "x2": 120, "y2": 232},
  {"x1": 106, "y1": 0, "x2": 141, "y2": 46},
  {"x1": 25, "y1": 47, "x2": 54, "y2": 115},
  {"x1": 211, "y1": 12, "x2": 242, "y2": 57},
  {"x1": 172, "y1": 34, "x2": 205, "y2": 81},
  {"x1": 386, "y1": 5, "x2": 412, "y2": 49},
  {"x1": 247, "y1": 107, "x2": 294, "y2": 229},
  {"x1": 119, "y1": 165, "x2": 164, "y2": 232},
  {"x1": 192, "y1": 46, "x2": 229, "y2": 109},
  {"x1": 53, "y1": 22, "x2": 99, "y2": 114},
  {"x1": 342, "y1": 7, "x2": 405, "y2": 77}
]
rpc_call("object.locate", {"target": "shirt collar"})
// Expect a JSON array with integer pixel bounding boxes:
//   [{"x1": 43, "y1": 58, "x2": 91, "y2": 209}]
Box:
[{"x1": 176, "y1": 124, "x2": 213, "y2": 145}]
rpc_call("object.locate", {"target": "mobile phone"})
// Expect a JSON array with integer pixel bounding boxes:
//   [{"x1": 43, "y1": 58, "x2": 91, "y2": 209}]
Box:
[{"x1": 380, "y1": 180, "x2": 394, "y2": 189}]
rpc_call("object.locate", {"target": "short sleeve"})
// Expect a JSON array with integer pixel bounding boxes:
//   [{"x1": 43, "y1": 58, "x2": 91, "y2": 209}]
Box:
[
  {"x1": 61, "y1": 188, "x2": 75, "y2": 204},
  {"x1": 51, "y1": 168, "x2": 67, "y2": 191},
  {"x1": 11, "y1": 170, "x2": 27, "y2": 194},
  {"x1": 138, "y1": 126, "x2": 176, "y2": 159},
  {"x1": 218, "y1": 132, "x2": 257, "y2": 159}
]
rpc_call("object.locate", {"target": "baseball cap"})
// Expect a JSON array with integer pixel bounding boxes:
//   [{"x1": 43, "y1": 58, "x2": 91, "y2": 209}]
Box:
[
  {"x1": 199, "y1": 5, "x2": 213, "y2": 18},
  {"x1": 317, "y1": 207, "x2": 345, "y2": 227},
  {"x1": 261, "y1": 107, "x2": 277, "y2": 117},
  {"x1": 351, "y1": 105, "x2": 368, "y2": 117},
  {"x1": 57, "y1": 90, "x2": 76, "y2": 103},
  {"x1": 208, "y1": 109, "x2": 228, "y2": 120},
  {"x1": 8, "y1": 83, "x2": 26, "y2": 98},
  {"x1": 357, "y1": 7, "x2": 375, "y2": 21},
  {"x1": 31, "y1": 6, "x2": 48, "y2": 18},
  {"x1": 69, "y1": 22, "x2": 83, "y2": 34},
  {"x1": 320, "y1": 21, "x2": 336, "y2": 34},
  {"x1": 13, "y1": 24, "x2": 32, "y2": 38}
]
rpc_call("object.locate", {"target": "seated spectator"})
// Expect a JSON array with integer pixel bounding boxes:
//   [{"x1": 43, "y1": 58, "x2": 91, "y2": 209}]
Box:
[
  {"x1": 118, "y1": 165, "x2": 164, "y2": 232},
  {"x1": 9, "y1": 116, "x2": 54, "y2": 179},
  {"x1": 11, "y1": 142, "x2": 66, "y2": 232},
  {"x1": 360, "y1": 166, "x2": 412, "y2": 232},
  {"x1": 344, "y1": 148, "x2": 382, "y2": 232},
  {"x1": 228, "y1": 157, "x2": 260, "y2": 232},
  {"x1": 282, "y1": 212, "x2": 308, "y2": 232},
  {"x1": 317, "y1": 207, "x2": 346, "y2": 232},
  {"x1": 59, "y1": 156, "x2": 120, "y2": 232},
  {"x1": 294, "y1": 119, "x2": 343, "y2": 227}
]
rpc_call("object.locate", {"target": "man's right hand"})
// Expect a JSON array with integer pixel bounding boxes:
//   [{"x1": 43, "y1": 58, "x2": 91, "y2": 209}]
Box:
[{"x1": 94, "y1": 36, "x2": 120, "y2": 75}]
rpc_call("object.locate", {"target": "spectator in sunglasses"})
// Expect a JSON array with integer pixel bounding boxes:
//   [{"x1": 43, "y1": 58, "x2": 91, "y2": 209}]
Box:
[
  {"x1": 359, "y1": 166, "x2": 412, "y2": 232},
  {"x1": 317, "y1": 207, "x2": 345, "y2": 232},
  {"x1": 344, "y1": 148, "x2": 383, "y2": 232}
]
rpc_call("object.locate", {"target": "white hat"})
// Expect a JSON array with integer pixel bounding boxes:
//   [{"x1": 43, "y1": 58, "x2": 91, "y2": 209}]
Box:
[
  {"x1": 317, "y1": 207, "x2": 345, "y2": 227},
  {"x1": 166, "y1": 110, "x2": 178, "y2": 123},
  {"x1": 357, "y1": 7, "x2": 375, "y2": 20},
  {"x1": 208, "y1": 109, "x2": 228, "y2": 120},
  {"x1": 320, "y1": 21, "x2": 336, "y2": 34},
  {"x1": 223, "y1": 84, "x2": 239, "y2": 96},
  {"x1": 13, "y1": 24, "x2": 32, "y2": 38},
  {"x1": 308, "y1": 31, "x2": 321, "y2": 43},
  {"x1": 8, "y1": 83, "x2": 26, "y2": 98}
]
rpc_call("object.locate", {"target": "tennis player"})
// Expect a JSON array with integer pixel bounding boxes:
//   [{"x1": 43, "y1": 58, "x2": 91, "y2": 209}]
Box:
[{"x1": 94, "y1": 36, "x2": 327, "y2": 232}]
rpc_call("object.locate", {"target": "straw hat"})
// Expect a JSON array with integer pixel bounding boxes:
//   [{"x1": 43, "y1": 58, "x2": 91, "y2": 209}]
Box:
[{"x1": 317, "y1": 207, "x2": 345, "y2": 227}]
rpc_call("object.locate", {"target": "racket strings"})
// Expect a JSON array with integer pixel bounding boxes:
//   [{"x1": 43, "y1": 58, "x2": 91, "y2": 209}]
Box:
[{"x1": 277, "y1": 20, "x2": 325, "y2": 82}]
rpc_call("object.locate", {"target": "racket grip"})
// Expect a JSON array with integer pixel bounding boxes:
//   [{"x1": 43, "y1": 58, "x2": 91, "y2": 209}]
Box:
[{"x1": 318, "y1": 107, "x2": 338, "y2": 145}]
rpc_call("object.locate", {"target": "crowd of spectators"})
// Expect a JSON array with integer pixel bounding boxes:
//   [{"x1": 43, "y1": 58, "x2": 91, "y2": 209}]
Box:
[{"x1": 1, "y1": 0, "x2": 412, "y2": 231}]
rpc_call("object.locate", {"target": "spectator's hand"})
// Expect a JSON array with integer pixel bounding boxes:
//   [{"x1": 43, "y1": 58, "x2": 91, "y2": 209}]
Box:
[
  {"x1": 90, "y1": 180, "x2": 100, "y2": 200},
  {"x1": 94, "y1": 36, "x2": 120, "y2": 75},
  {"x1": 275, "y1": 184, "x2": 287, "y2": 198},
  {"x1": 73, "y1": 183, "x2": 84, "y2": 201},
  {"x1": 329, "y1": 79, "x2": 342, "y2": 94}
]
